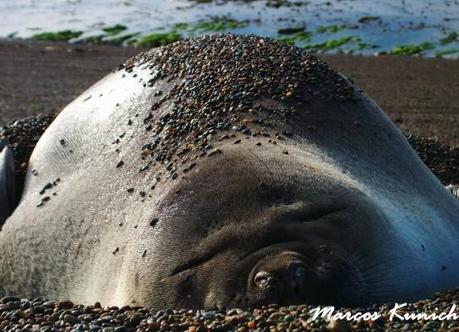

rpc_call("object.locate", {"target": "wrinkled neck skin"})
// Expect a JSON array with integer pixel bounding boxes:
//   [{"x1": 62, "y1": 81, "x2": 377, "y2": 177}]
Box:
[{"x1": 0, "y1": 68, "x2": 458, "y2": 309}]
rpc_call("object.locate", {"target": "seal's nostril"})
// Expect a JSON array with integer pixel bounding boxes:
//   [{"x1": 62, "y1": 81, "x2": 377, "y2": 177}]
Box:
[
  {"x1": 293, "y1": 266, "x2": 307, "y2": 287},
  {"x1": 254, "y1": 271, "x2": 274, "y2": 288}
]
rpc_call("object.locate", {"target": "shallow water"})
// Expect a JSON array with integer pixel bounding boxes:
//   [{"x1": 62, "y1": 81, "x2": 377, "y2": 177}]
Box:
[{"x1": 1, "y1": 0, "x2": 459, "y2": 57}]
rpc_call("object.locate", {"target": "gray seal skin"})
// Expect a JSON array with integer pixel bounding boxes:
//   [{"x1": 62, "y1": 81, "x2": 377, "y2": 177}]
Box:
[{"x1": 0, "y1": 34, "x2": 458, "y2": 309}]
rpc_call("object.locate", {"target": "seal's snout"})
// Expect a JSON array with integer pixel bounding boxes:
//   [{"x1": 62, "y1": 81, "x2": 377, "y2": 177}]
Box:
[
  {"x1": 245, "y1": 246, "x2": 363, "y2": 307},
  {"x1": 253, "y1": 263, "x2": 307, "y2": 300},
  {"x1": 248, "y1": 252, "x2": 310, "y2": 306}
]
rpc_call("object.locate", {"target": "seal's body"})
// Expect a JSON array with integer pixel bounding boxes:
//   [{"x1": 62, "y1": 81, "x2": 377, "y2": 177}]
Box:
[{"x1": 0, "y1": 35, "x2": 458, "y2": 309}]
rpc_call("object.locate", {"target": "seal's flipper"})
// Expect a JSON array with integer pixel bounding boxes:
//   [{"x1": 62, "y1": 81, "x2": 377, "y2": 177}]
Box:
[
  {"x1": 0, "y1": 139, "x2": 16, "y2": 225},
  {"x1": 445, "y1": 185, "x2": 459, "y2": 199}
]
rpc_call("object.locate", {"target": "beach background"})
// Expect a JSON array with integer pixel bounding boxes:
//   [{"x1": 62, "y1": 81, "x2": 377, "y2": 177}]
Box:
[
  {"x1": 0, "y1": 0, "x2": 459, "y2": 331},
  {"x1": 1, "y1": 0, "x2": 459, "y2": 146}
]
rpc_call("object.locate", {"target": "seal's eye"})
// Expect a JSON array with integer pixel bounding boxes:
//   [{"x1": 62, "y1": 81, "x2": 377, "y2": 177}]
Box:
[{"x1": 254, "y1": 271, "x2": 272, "y2": 288}]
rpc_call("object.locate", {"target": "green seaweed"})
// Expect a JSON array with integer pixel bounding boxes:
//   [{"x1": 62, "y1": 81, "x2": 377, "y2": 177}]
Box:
[
  {"x1": 276, "y1": 30, "x2": 311, "y2": 45},
  {"x1": 173, "y1": 22, "x2": 190, "y2": 30},
  {"x1": 79, "y1": 35, "x2": 105, "y2": 44},
  {"x1": 171, "y1": 18, "x2": 248, "y2": 33},
  {"x1": 435, "y1": 48, "x2": 459, "y2": 57},
  {"x1": 316, "y1": 24, "x2": 345, "y2": 34},
  {"x1": 389, "y1": 42, "x2": 435, "y2": 55},
  {"x1": 102, "y1": 24, "x2": 127, "y2": 36},
  {"x1": 266, "y1": 0, "x2": 309, "y2": 8},
  {"x1": 440, "y1": 32, "x2": 458, "y2": 45},
  {"x1": 348, "y1": 42, "x2": 379, "y2": 53},
  {"x1": 277, "y1": 26, "x2": 306, "y2": 35},
  {"x1": 106, "y1": 32, "x2": 140, "y2": 45},
  {"x1": 79, "y1": 25, "x2": 130, "y2": 44},
  {"x1": 355, "y1": 42, "x2": 378, "y2": 50},
  {"x1": 32, "y1": 30, "x2": 83, "y2": 41},
  {"x1": 303, "y1": 36, "x2": 360, "y2": 50},
  {"x1": 358, "y1": 16, "x2": 380, "y2": 24},
  {"x1": 137, "y1": 31, "x2": 182, "y2": 47}
]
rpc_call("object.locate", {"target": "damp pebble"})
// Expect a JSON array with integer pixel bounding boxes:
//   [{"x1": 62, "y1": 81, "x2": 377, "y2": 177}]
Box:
[
  {"x1": 208, "y1": 149, "x2": 222, "y2": 157},
  {"x1": 39, "y1": 182, "x2": 53, "y2": 195},
  {"x1": 149, "y1": 218, "x2": 159, "y2": 227},
  {"x1": 0, "y1": 288, "x2": 456, "y2": 331}
]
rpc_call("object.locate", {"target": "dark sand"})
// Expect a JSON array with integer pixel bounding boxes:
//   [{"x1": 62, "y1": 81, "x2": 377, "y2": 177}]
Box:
[{"x1": 1, "y1": 39, "x2": 459, "y2": 147}]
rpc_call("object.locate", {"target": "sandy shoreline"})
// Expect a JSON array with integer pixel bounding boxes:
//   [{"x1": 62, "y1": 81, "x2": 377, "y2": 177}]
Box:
[{"x1": 1, "y1": 39, "x2": 459, "y2": 147}]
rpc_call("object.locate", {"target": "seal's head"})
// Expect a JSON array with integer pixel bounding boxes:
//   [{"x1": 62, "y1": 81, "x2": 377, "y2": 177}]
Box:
[
  {"x1": 7, "y1": 34, "x2": 459, "y2": 309},
  {"x1": 118, "y1": 34, "x2": 458, "y2": 309},
  {"x1": 138, "y1": 142, "x2": 388, "y2": 309}
]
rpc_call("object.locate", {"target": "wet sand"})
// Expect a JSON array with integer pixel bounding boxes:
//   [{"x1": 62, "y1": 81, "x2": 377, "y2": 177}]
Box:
[{"x1": 1, "y1": 39, "x2": 459, "y2": 147}]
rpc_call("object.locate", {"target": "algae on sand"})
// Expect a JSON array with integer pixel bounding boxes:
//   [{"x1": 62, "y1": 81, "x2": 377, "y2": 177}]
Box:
[
  {"x1": 303, "y1": 36, "x2": 361, "y2": 51},
  {"x1": 32, "y1": 30, "x2": 82, "y2": 41},
  {"x1": 440, "y1": 32, "x2": 458, "y2": 45},
  {"x1": 316, "y1": 24, "x2": 346, "y2": 34},
  {"x1": 173, "y1": 17, "x2": 248, "y2": 33},
  {"x1": 435, "y1": 48, "x2": 459, "y2": 57},
  {"x1": 389, "y1": 42, "x2": 435, "y2": 55},
  {"x1": 276, "y1": 27, "x2": 311, "y2": 45},
  {"x1": 137, "y1": 32, "x2": 182, "y2": 47},
  {"x1": 102, "y1": 24, "x2": 127, "y2": 36}
]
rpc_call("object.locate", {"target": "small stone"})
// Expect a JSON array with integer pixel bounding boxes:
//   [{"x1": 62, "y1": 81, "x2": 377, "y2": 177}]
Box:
[
  {"x1": 1, "y1": 296, "x2": 21, "y2": 303},
  {"x1": 150, "y1": 218, "x2": 159, "y2": 227},
  {"x1": 327, "y1": 319, "x2": 351, "y2": 332},
  {"x1": 208, "y1": 149, "x2": 222, "y2": 157},
  {"x1": 63, "y1": 314, "x2": 80, "y2": 324}
]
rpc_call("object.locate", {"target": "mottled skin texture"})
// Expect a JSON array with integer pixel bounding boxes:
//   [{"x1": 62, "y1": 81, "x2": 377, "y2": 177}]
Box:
[{"x1": 1, "y1": 38, "x2": 459, "y2": 309}]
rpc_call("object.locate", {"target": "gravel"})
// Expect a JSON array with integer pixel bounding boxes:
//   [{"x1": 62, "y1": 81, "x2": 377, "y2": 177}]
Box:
[
  {"x1": 0, "y1": 114, "x2": 55, "y2": 194},
  {"x1": 0, "y1": 289, "x2": 457, "y2": 331},
  {"x1": 117, "y1": 34, "x2": 356, "y2": 180},
  {"x1": 406, "y1": 135, "x2": 459, "y2": 186}
]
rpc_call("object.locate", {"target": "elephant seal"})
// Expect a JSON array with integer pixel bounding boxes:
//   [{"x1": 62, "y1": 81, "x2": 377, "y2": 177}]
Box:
[{"x1": 0, "y1": 34, "x2": 458, "y2": 309}]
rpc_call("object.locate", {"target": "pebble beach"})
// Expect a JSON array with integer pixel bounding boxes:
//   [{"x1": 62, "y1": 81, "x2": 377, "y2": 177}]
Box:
[{"x1": 0, "y1": 289, "x2": 458, "y2": 331}]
